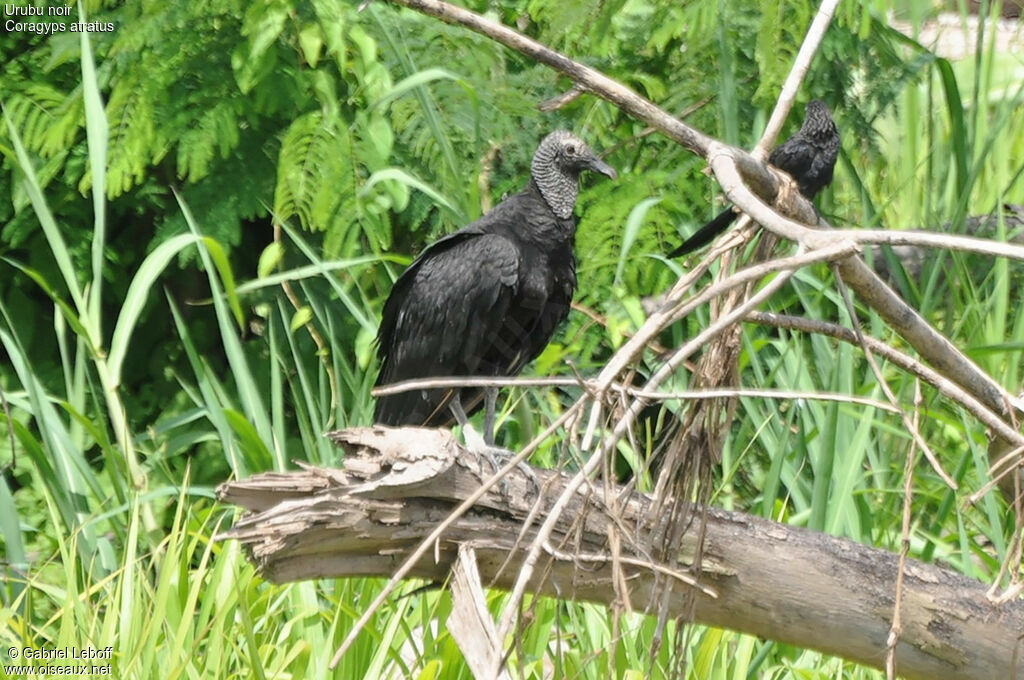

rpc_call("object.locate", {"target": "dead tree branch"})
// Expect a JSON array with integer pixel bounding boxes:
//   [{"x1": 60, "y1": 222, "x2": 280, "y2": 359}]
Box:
[{"x1": 217, "y1": 428, "x2": 1024, "y2": 680}]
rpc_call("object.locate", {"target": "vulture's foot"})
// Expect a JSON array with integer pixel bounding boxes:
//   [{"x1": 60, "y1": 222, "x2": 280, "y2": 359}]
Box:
[{"x1": 461, "y1": 427, "x2": 538, "y2": 497}]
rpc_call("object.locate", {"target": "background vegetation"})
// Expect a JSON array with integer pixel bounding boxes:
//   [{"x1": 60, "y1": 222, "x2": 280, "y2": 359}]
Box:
[{"x1": 1, "y1": 0, "x2": 1022, "y2": 677}]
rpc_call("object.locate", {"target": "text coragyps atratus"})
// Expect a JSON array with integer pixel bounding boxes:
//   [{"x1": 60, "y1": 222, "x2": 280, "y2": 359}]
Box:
[
  {"x1": 669, "y1": 99, "x2": 840, "y2": 256},
  {"x1": 374, "y1": 130, "x2": 616, "y2": 445}
]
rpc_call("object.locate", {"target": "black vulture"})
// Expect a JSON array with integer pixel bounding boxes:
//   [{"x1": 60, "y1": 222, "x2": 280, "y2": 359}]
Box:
[
  {"x1": 374, "y1": 130, "x2": 616, "y2": 446},
  {"x1": 669, "y1": 99, "x2": 840, "y2": 256}
]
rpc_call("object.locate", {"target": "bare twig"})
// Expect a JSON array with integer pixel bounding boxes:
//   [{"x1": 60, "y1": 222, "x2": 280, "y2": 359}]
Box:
[
  {"x1": 599, "y1": 93, "x2": 717, "y2": 157},
  {"x1": 825, "y1": 229, "x2": 1024, "y2": 260},
  {"x1": 538, "y1": 84, "x2": 584, "y2": 112},
  {"x1": 985, "y1": 443, "x2": 1024, "y2": 603},
  {"x1": 969, "y1": 444, "x2": 1024, "y2": 503},
  {"x1": 570, "y1": 300, "x2": 670, "y2": 354},
  {"x1": 541, "y1": 540, "x2": 716, "y2": 596},
  {"x1": 887, "y1": 381, "x2": 923, "y2": 680},
  {"x1": 576, "y1": 241, "x2": 724, "y2": 450},
  {"x1": 629, "y1": 387, "x2": 897, "y2": 412},
  {"x1": 373, "y1": 374, "x2": 899, "y2": 413}
]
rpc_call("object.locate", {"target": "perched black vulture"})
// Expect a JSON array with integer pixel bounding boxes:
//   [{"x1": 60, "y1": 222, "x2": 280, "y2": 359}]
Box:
[
  {"x1": 374, "y1": 130, "x2": 616, "y2": 444},
  {"x1": 669, "y1": 99, "x2": 840, "y2": 256}
]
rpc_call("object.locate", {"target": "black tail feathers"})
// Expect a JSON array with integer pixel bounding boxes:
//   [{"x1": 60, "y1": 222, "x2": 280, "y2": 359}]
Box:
[{"x1": 668, "y1": 208, "x2": 738, "y2": 257}]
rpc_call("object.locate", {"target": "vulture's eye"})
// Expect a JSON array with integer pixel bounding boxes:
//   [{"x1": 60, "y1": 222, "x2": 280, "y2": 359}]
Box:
[{"x1": 565, "y1": 144, "x2": 577, "y2": 156}]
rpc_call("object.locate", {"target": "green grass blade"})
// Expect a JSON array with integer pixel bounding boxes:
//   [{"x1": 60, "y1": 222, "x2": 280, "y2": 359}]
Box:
[
  {"x1": 362, "y1": 167, "x2": 463, "y2": 221},
  {"x1": 0, "y1": 473, "x2": 27, "y2": 607},
  {"x1": 0, "y1": 322, "x2": 114, "y2": 574},
  {"x1": 935, "y1": 58, "x2": 968, "y2": 207},
  {"x1": 2, "y1": 113, "x2": 90, "y2": 339},
  {"x1": 370, "y1": 7, "x2": 470, "y2": 213},
  {"x1": 79, "y1": 2, "x2": 108, "y2": 337},
  {"x1": 281, "y1": 222, "x2": 381, "y2": 334},
  {"x1": 373, "y1": 67, "x2": 468, "y2": 110},
  {"x1": 166, "y1": 294, "x2": 248, "y2": 477},
  {"x1": 108, "y1": 233, "x2": 202, "y2": 384}
]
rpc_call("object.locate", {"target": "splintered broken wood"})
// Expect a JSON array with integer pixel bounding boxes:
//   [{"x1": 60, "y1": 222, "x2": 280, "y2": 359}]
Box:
[{"x1": 217, "y1": 426, "x2": 1024, "y2": 680}]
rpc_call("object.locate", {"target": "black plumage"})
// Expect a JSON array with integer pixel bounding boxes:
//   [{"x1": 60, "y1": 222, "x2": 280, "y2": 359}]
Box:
[
  {"x1": 374, "y1": 131, "x2": 616, "y2": 436},
  {"x1": 670, "y1": 99, "x2": 840, "y2": 257}
]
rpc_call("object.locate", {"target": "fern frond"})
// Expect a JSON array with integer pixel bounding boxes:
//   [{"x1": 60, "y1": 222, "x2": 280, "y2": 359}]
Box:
[
  {"x1": 2, "y1": 83, "x2": 83, "y2": 158},
  {"x1": 177, "y1": 102, "x2": 240, "y2": 183},
  {"x1": 274, "y1": 111, "x2": 353, "y2": 233},
  {"x1": 101, "y1": 77, "x2": 157, "y2": 197}
]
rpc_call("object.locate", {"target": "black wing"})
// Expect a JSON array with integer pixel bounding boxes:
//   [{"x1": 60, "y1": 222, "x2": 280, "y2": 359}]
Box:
[
  {"x1": 375, "y1": 232, "x2": 521, "y2": 426},
  {"x1": 768, "y1": 135, "x2": 821, "y2": 195},
  {"x1": 768, "y1": 133, "x2": 839, "y2": 199},
  {"x1": 803, "y1": 137, "x2": 839, "y2": 198}
]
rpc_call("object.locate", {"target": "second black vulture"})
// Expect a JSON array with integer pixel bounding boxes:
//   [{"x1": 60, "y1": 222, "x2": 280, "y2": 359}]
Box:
[
  {"x1": 669, "y1": 99, "x2": 840, "y2": 256},
  {"x1": 374, "y1": 130, "x2": 616, "y2": 446}
]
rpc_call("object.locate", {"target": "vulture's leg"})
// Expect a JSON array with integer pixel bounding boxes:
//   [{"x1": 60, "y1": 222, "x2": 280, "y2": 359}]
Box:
[
  {"x1": 482, "y1": 387, "x2": 498, "y2": 447},
  {"x1": 481, "y1": 388, "x2": 539, "y2": 495},
  {"x1": 449, "y1": 391, "x2": 486, "y2": 451},
  {"x1": 449, "y1": 389, "x2": 538, "y2": 496}
]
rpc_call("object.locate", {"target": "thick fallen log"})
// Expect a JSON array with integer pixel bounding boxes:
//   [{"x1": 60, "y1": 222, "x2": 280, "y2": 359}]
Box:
[{"x1": 216, "y1": 427, "x2": 1024, "y2": 680}]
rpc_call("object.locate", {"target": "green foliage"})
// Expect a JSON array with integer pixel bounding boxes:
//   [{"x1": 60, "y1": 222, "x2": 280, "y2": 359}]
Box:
[
  {"x1": 1, "y1": 0, "x2": 1022, "y2": 678},
  {"x1": 754, "y1": 0, "x2": 812, "y2": 102}
]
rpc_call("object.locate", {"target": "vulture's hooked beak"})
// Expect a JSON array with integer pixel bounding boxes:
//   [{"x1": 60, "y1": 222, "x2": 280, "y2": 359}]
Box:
[{"x1": 585, "y1": 154, "x2": 617, "y2": 181}]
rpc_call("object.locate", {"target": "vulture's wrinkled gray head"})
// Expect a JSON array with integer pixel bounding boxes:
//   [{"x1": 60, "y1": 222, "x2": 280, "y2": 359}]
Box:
[
  {"x1": 531, "y1": 130, "x2": 616, "y2": 219},
  {"x1": 801, "y1": 100, "x2": 837, "y2": 142}
]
